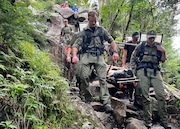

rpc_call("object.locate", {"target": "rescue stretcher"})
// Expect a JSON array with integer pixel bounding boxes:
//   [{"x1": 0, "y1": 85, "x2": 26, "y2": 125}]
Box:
[{"x1": 106, "y1": 65, "x2": 140, "y2": 91}]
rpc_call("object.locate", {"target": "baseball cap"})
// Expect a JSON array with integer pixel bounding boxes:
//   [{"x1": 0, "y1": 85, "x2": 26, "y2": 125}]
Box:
[
  {"x1": 147, "y1": 29, "x2": 157, "y2": 38},
  {"x1": 132, "y1": 31, "x2": 139, "y2": 38}
]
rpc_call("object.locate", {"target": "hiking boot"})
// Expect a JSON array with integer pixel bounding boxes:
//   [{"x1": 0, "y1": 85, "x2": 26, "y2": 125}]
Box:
[
  {"x1": 160, "y1": 123, "x2": 171, "y2": 129},
  {"x1": 104, "y1": 105, "x2": 113, "y2": 113},
  {"x1": 144, "y1": 122, "x2": 152, "y2": 129},
  {"x1": 80, "y1": 96, "x2": 91, "y2": 104}
]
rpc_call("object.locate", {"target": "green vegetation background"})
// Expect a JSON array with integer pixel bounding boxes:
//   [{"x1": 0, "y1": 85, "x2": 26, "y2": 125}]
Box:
[{"x1": 0, "y1": 0, "x2": 179, "y2": 128}]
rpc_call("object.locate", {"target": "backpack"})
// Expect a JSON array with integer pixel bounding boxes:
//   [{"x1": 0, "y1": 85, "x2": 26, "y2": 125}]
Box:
[
  {"x1": 136, "y1": 41, "x2": 162, "y2": 76},
  {"x1": 80, "y1": 27, "x2": 105, "y2": 54},
  {"x1": 138, "y1": 41, "x2": 162, "y2": 63}
]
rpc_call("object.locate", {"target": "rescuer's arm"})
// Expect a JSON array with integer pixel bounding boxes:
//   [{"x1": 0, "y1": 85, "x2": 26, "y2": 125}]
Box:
[
  {"x1": 110, "y1": 41, "x2": 119, "y2": 61},
  {"x1": 122, "y1": 49, "x2": 127, "y2": 68},
  {"x1": 156, "y1": 45, "x2": 167, "y2": 63},
  {"x1": 130, "y1": 44, "x2": 141, "y2": 74}
]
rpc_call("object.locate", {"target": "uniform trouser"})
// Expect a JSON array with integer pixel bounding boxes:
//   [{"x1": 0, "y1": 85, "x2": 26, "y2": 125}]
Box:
[
  {"x1": 136, "y1": 68, "x2": 167, "y2": 124},
  {"x1": 78, "y1": 53, "x2": 111, "y2": 106}
]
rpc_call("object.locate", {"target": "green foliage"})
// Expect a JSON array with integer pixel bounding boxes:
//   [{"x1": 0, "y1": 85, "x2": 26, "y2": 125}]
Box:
[
  {"x1": 0, "y1": 41, "x2": 84, "y2": 128},
  {"x1": 162, "y1": 39, "x2": 180, "y2": 89},
  {"x1": 30, "y1": 0, "x2": 54, "y2": 12},
  {"x1": 176, "y1": 100, "x2": 180, "y2": 107},
  {"x1": 19, "y1": 42, "x2": 61, "y2": 76},
  {"x1": 0, "y1": 1, "x2": 34, "y2": 44},
  {"x1": 101, "y1": 0, "x2": 178, "y2": 36},
  {"x1": 0, "y1": 0, "x2": 49, "y2": 47},
  {"x1": 0, "y1": 121, "x2": 17, "y2": 129}
]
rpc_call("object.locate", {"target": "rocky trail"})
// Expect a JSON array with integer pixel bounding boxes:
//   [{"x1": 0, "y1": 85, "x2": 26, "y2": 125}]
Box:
[{"x1": 68, "y1": 79, "x2": 180, "y2": 129}]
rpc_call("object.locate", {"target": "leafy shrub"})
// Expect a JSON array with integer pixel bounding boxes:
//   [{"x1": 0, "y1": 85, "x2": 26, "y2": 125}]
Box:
[{"x1": 0, "y1": 41, "x2": 84, "y2": 128}]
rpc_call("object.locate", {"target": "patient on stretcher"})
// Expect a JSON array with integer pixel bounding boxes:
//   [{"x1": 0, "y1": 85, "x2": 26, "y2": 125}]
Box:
[{"x1": 106, "y1": 65, "x2": 139, "y2": 102}]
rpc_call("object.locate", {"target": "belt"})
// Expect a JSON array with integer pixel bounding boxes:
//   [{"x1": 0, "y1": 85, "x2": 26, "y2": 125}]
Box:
[
  {"x1": 89, "y1": 52, "x2": 97, "y2": 56},
  {"x1": 137, "y1": 63, "x2": 160, "y2": 76}
]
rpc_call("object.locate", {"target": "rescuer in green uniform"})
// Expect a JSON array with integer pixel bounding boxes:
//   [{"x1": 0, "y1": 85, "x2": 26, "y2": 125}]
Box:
[
  {"x1": 130, "y1": 29, "x2": 171, "y2": 129},
  {"x1": 71, "y1": 10, "x2": 119, "y2": 113}
]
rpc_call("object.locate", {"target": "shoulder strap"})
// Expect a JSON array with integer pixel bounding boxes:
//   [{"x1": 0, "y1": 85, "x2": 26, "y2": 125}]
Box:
[
  {"x1": 81, "y1": 27, "x2": 105, "y2": 53},
  {"x1": 139, "y1": 41, "x2": 146, "y2": 61},
  {"x1": 138, "y1": 41, "x2": 162, "y2": 62},
  {"x1": 154, "y1": 42, "x2": 162, "y2": 62},
  {"x1": 98, "y1": 27, "x2": 104, "y2": 44},
  {"x1": 84, "y1": 29, "x2": 92, "y2": 44},
  {"x1": 84, "y1": 27, "x2": 104, "y2": 44},
  {"x1": 80, "y1": 30, "x2": 89, "y2": 53}
]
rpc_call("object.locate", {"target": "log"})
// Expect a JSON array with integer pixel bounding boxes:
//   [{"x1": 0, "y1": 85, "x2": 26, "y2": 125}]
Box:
[{"x1": 163, "y1": 82, "x2": 180, "y2": 100}]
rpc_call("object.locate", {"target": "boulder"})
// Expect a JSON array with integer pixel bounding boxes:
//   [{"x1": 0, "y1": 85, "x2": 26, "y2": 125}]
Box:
[{"x1": 53, "y1": 4, "x2": 75, "y2": 18}]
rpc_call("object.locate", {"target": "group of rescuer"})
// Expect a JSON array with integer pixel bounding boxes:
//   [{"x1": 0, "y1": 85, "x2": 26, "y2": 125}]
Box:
[{"x1": 59, "y1": 9, "x2": 171, "y2": 129}]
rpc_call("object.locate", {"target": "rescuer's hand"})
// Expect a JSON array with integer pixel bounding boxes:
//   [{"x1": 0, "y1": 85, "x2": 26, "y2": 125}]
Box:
[
  {"x1": 66, "y1": 56, "x2": 71, "y2": 63},
  {"x1": 70, "y1": 31, "x2": 74, "y2": 35},
  {"x1": 72, "y1": 56, "x2": 79, "y2": 63},
  {"x1": 122, "y1": 64, "x2": 127, "y2": 70},
  {"x1": 112, "y1": 52, "x2": 119, "y2": 61}
]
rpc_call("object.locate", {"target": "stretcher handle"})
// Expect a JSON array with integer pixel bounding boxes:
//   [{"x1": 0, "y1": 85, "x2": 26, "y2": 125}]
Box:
[{"x1": 106, "y1": 60, "x2": 114, "y2": 75}]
